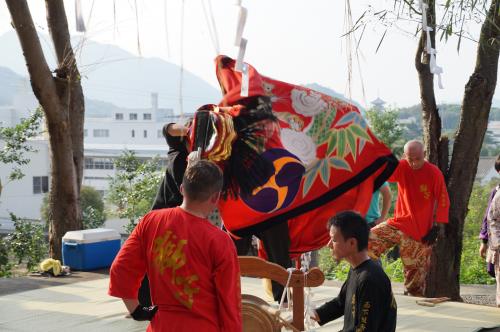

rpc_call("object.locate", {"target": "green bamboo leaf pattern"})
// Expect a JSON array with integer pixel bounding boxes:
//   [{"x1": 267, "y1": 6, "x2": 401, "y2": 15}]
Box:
[
  {"x1": 346, "y1": 128, "x2": 357, "y2": 161},
  {"x1": 329, "y1": 157, "x2": 352, "y2": 172},
  {"x1": 326, "y1": 130, "x2": 338, "y2": 156},
  {"x1": 349, "y1": 124, "x2": 372, "y2": 143},
  {"x1": 359, "y1": 139, "x2": 366, "y2": 154},
  {"x1": 303, "y1": 169, "x2": 317, "y2": 197},
  {"x1": 319, "y1": 159, "x2": 330, "y2": 186},
  {"x1": 337, "y1": 129, "x2": 346, "y2": 158},
  {"x1": 303, "y1": 160, "x2": 321, "y2": 196},
  {"x1": 306, "y1": 107, "x2": 337, "y2": 145}
]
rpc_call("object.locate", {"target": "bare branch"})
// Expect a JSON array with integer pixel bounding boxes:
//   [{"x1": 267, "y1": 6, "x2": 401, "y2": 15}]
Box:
[{"x1": 402, "y1": 0, "x2": 423, "y2": 15}]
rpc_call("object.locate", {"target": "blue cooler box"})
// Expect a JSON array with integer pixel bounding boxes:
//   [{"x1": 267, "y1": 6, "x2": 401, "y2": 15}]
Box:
[{"x1": 62, "y1": 229, "x2": 121, "y2": 270}]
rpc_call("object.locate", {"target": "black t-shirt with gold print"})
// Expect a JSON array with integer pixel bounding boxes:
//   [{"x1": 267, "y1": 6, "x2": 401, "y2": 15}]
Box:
[{"x1": 316, "y1": 259, "x2": 397, "y2": 332}]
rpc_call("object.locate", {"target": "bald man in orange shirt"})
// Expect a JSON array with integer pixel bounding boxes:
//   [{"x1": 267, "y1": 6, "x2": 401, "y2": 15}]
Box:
[{"x1": 368, "y1": 140, "x2": 450, "y2": 296}]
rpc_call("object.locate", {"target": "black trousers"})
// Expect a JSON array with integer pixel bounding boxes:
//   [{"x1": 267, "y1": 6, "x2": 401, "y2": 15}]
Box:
[{"x1": 138, "y1": 275, "x2": 152, "y2": 307}]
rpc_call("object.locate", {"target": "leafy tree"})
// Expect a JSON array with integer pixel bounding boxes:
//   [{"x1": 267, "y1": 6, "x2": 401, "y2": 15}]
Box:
[
  {"x1": 107, "y1": 151, "x2": 163, "y2": 234},
  {"x1": 6, "y1": 0, "x2": 85, "y2": 259},
  {"x1": 350, "y1": 0, "x2": 500, "y2": 299},
  {"x1": 460, "y1": 180, "x2": 497, "y2": 284},
  {"x1": 366, "y1": 107, "x2": 404, "y2": 156},
  {"x1": 0, "y1": 237, "x2": 12, "y2": 277},
  {"x1": 0, "y1": 108, "x2": 43, "y2": 194},
  {"x1": 80, "y1": 186, "x2": 106, "y2": 229},
  {"x1": 6, "y1": 213, "x2": 47, "y2": 271}
]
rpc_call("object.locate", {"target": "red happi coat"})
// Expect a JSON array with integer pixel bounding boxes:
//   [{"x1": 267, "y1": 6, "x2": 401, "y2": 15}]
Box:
[
  {"x1": 109, "y1": 207, "x2": 242, "y2": 332},
  {"x1": 215, "y1": 56, "x2": 398, "y2": 257}
]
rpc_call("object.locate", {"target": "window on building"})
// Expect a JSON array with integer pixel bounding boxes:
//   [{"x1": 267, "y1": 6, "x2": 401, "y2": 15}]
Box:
[
  {"x1": 143, "y1": 130, "x2": 148, "y2": 138},
  {"x1": 84, "y1": 129, "x2": 88, "y2": 137},
  {"x1": 115, "y1": 113, "x2": 124, "y2": 120},
  {"x1": 129, "y1": 113, "x2": 138, "y2": 120},
  {"x1": 33, "y1": 176, "x2": 49, "y2": 194},
  {"x1": 131, "y1": 129, "x2": 135, "y2": 138},
  {"x1": 143, "y1": 113, "x2": 152, "y2": 120},
  {"x1": 84, "y1": 157, "x2": 114, "y2": 170},
  {"x1": 93, "y1": 129, "x2": 109, "y2": 137}
]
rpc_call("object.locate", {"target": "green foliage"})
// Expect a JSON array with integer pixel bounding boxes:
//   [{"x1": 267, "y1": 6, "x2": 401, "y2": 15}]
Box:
[
  {"x1": 0, "y1": 108, "x2": 43, "y2": 181},
  {"x1": 82, "y1": 206, "x2": 105, "y2": 230},
  {"x1": 318, "y1": 247, "x2": 351, "y2": 281},
  {"x1": 107, "y1": 150, "x2": 163, "y2": 233},
  {"x1": 366, "y1": 107, "x2": 404, "y2": 156},
  {"x1": 460, "y1": 180, "x2": 497, "y2": 285},
  {"x1": 381, "y1": 256, "x2": 404, "y2": 282},
  {"x1": 319, "y1": 247, "x2": 404, "y2": 282},
  {"x1": 6, "y1": 213, "x2": 47, "y2": 271},
  {"x1": 0, "y1": 237, "x2": 12, "y2": 277},
  {"x1": 81, "y1": 186, "x2": 106, "y2": 229},
  {"x1": 41, "y1": 186, "x2": 106, "y2": 229}
]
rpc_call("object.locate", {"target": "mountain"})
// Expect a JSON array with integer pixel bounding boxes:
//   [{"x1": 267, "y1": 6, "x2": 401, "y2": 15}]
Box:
[
  {"x1": 0, "y1": 66, "x2": 24, "y2": 105},
  {"x1": 304, "y1": 83, "x2": 365, "y2": 112},
  {"x1": 0, "y1": 31, "x2": 221, "y2": 113}
]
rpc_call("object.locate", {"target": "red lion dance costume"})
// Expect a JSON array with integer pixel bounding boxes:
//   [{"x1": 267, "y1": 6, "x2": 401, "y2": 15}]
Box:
[{"x1": 189, "y1": 56, "x2": 398, "y2": 300}]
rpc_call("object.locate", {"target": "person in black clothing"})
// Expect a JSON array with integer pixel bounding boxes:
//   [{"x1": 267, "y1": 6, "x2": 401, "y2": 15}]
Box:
[
  {"x1": 313, "y1": 211, "x2": 397, "y2": 331},
  {"x1": 151, "y1": 122, "x2": 190, "y2": 210},
  {"x1": 138, "y1": 122, "x2": 190, "y2": 307}
]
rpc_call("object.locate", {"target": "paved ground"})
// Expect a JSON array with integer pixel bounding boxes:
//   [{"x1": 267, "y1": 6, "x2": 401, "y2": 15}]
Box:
[
  {"x1": 323, "y1": 279, "x2": 498, "y2": 307},
  {"x1": 0, "y1": 272, "x2": 499, "y2": 331},
  {"x1": 0, "y1": 269, "x2": 110, "y2": 296}
]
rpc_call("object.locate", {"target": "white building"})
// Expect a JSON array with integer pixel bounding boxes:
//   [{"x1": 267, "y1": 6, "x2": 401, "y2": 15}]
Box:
[
  {"x1": 0, "y1": 139, "x2": 50, "y2": 231},
  {"x1": 0, "y1": 92, "x2": 190, "y2": 231}
]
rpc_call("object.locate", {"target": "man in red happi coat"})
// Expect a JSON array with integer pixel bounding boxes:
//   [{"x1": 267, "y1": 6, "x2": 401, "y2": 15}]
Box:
[{"x1": 109, "y1": 160, "x2": 242, "y2": 331}]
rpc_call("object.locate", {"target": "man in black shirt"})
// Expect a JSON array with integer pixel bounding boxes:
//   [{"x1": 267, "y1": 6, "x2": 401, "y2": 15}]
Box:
[{"x1": 313, "y1": 211, "x2": 397, "y2": 331}]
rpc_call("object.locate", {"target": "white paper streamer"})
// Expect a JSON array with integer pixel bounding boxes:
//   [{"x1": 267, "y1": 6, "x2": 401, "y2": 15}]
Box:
[
  {"x1": 234, "y1": 6, "x2": 247, "y2": 46},
  {"x1": 419, "y1": 0, "x2": 444, "y2": 89},
  {"x1": 235, "y1": 38, "x2": 247, "y2": 72},
  {"x1": 240, "y1": 63, "x2": 249, "y2": 97},
  {"x1": 75, "y1": 0, "x2": 86, "y2": 32}
]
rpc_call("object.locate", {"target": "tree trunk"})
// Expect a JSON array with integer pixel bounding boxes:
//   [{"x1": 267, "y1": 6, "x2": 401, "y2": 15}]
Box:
[
  {"x1": 6, "y1": 0, "x2": 84, "y2": 259},
  {"x1": 425, "y1": 0, "x2": 500, "y2": 299}
]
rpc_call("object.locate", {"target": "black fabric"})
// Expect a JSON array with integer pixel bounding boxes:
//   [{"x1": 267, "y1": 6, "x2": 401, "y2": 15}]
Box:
[
  {"x1": 257, "y1": 221, "x2": 292, "y2": 302},
  {"x1": 130, "y1": 305, "x2": 158, "y2": 321},
  {"x1": 316, "y1": 259, "x2": 397, "y2": 331},
  {"x1": 222, "y1": 96, "x2": 277, "y2": 199},
  {"x1": 421, "y1": 225, "x2": 439, "y2": 245},
  {"x1": 151, "y1": 124, "x2": 188, "y2": 210},
  {"x1": 141, "y1": 124, "x2": 188, "y2": 306}
]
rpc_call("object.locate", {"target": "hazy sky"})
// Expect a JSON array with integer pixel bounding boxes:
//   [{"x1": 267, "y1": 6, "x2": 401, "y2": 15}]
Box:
[{"x1": 0, "y1": 0, "x2": 495, "y2": 108}]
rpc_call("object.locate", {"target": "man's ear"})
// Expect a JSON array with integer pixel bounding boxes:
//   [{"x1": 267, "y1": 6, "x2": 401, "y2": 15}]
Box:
[
  {"x1": 348, "y1": 238, "x2": 358, "y2": 251},
  {"x1": 180, "y1": 184, "x2": 185, "y2": 196}
]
